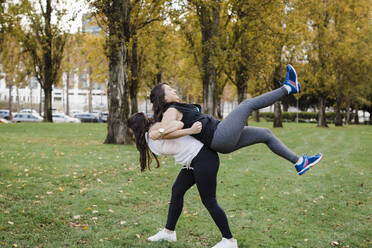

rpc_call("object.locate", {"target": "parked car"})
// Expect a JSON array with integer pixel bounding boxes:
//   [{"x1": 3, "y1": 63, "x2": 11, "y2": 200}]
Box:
[
  {"x1": 70, "y1": 110, "x2": 82, "y2": 116},
  {"x1": 92, "y1": 111, "x2": 105, "y2": 123},
  {"x1": 52, "y1": 113, "x2": 81, "y2": 123},
  {"x1": 73, "y1": 113, "x2": 98, "y2": 123},
  {"x1": 20, "y1": 109, "x2": 42, "y2": 118},
  {"x1": 101, "y1": 112, "x2": 108, "y2": 122},
  {"x1": 13, "y1": 113, "x2": 43, "y2": 123},
  {"x1": 0, "y1": 110, "x2": 11, "y2": 120}
]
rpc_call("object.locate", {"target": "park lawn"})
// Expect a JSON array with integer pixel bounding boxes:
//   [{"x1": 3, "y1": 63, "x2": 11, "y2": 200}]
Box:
[{"x1": 0, "y1": 122, "x2": 371, "y2": 248}]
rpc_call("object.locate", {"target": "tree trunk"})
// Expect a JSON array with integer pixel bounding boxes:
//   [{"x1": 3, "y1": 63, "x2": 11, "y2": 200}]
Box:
[
  {"x1": 282, "y1": 101, "x2": 289, "y2": 112},
  {"x1": 236, "y1": 66, "x2": 247, "y2": 104},
  {"x1": 253, "y1": 109, "x2": 260, "y2": 122},
  {"x1": 42, "y1": 0, "x2": 54, "y2": 123},
  {"x1": 129, "y1": 36, "x2": 139, "y2": 115},
  {"x1": 346, "y1": 99, "x2": 351, "y2": 124},
  {"x1": 16, "y1": 86, "x2": 20, "y2": 112},
  {"x1": 8, "y1": 77, "x2": 13, "y2": 119},
  {"x1": 237, "y1": 84, "x2": 247, "y2": 104},
  {"x1": 104, "y1": 0, "x2": 131, "y2": 144},
  {"x1": 317, "y1": 96, "x2": 328, "y2": 127},
  {"x1": 198, "y1": 2, "x2": 220, "y2": 116},
  {"x1": 216, "y1": 93, "x2": 223, "y2": 119},
  {"x1": 66, "y1": 71, "x2": 70, "y2": 116},
  {"x1": 39, "y1": 86, "x2": 42, "y2": 115},
  {"x1": 274, "y1": 101, "x2": 283, "y2": 127},
  {"x1": 88, "y1": 66, "x2": 93, "y2": 113},
  {"x1": 272, "y1": 64, "x2": 283, "y2": 128},
  {"x1": 354, "y1": 105, "x2": 359, "y2": 124},
  {"x1": 105, "y1": 42, "x2": 131, "y2": 144},
  {"x1": 154, "y1": 63, "x2": 161, "y2": 84},
  {"x1": 43, "y1": 86, "x2": 53, "y2": 122},
  {"x1": 335, "y1": 96, "x2": 342, "y2": 126},
  {"x1": 30, "y1": 85, "x2": 33, "y2": 111},
  {"x1": 156, "y1": 72, "x2": 161, "y2": 84}
]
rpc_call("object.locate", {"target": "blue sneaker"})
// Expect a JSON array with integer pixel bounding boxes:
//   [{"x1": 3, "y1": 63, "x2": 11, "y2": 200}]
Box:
[
  {"x1": 295, "y1": 153, "x2": 323, "y2": 175},
  {"x1": 283, "y1": 64, "x2": 301, "y2": 94}
]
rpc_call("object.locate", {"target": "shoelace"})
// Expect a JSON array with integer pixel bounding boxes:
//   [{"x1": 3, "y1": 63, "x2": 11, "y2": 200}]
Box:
[{"x1": 181, "y1": 164, "x2": 194, "y2": 170}]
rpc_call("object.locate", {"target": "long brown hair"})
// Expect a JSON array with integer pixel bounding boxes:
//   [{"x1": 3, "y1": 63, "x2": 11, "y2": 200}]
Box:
[
  {"x1": 150, "y1": 83, "x2": 168, "y2": 122},
  {"x1": 127, "y1": 112, "x2": 160, "y2": 171}
]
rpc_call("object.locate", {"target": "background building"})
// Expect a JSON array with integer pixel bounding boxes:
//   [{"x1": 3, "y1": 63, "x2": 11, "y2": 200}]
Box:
[{"x1": 0, "y1": 73, "x2": 107, "y2": 113}]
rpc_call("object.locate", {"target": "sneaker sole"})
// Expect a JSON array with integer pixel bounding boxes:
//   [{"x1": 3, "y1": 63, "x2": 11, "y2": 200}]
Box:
[
  {"x1": 298, "y1": 154, "x2": 323, "y2": 175},
  {"x1": 148, "y1": 239, "x2": 176, "y2": 242},
  {"x1": 288, "y1": 64, "x2": 301, "y2": 93}
]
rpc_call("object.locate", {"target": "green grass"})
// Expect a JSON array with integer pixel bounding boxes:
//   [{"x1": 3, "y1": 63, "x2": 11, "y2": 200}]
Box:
[{"x1": 0, "y1": 122, "x2": 371, "y2": 248}]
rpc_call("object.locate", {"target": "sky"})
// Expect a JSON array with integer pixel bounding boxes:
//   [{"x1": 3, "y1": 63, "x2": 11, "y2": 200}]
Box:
[
  {"x1": 58, "y1": 0, "x2": 90, "y2": 33},
  {"x1": 25, "y1": 0, "x2": 91, "y2": 33}
]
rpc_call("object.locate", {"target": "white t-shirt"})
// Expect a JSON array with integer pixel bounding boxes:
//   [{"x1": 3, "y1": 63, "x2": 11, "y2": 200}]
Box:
[{"x1": 146, "y1": 133, "x2": 204, "y2": 167}]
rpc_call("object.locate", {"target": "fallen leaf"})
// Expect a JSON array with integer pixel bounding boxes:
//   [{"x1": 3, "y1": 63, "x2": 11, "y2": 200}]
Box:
[
  {"x1": 68, "y1": 222, "x2": 88, "y2": 230},
  {"x1": 330, "y1": 241, "x2": 339, "y2": 247}
]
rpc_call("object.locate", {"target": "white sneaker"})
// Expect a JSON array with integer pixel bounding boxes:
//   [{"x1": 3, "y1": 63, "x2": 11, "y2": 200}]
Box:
[
  {"x1": 212, "y1": 238, "x2": 238, "y2": 248},
  {"x1": 147, "y1": 228, "x2": 177, "y2": 242}
]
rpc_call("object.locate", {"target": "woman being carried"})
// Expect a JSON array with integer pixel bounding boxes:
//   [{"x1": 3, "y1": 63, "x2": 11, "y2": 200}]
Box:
[
  {"x1": 150, "y1": 65, "x2": 322, "y2": 175},
  {"x1": 128, "y1": 113, "x2": 238, "y2": 248}
]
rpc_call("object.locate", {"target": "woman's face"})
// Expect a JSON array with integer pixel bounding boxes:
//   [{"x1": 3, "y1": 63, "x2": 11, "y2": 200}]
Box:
[{"x1": 163, "y1": 84, "x2": 180, "y2": 103}]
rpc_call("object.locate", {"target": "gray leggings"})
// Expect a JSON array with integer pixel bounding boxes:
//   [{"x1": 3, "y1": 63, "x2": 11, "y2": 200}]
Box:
[{"x1": 210, "y1": 87, "x2": 299, "y2": 164}]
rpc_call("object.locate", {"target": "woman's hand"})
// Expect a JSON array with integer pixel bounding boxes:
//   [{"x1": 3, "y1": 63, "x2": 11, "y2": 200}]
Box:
[{"x1": 190, "y1": 121, "x2": 202, "y2": 134}]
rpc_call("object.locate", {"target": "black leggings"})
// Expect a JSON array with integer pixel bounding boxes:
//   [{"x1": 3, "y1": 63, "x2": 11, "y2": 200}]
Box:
[{"x1": 165, "y1": 146, "x2": 233, "y2": 239}]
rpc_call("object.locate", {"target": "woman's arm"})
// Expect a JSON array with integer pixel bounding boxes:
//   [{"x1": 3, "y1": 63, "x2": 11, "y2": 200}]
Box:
[
  {"x1": 149, "y1": 120, "x2": 184, "y2": 140},
  {"x1": 161, "y1": 122, "x2": 202, "y2": 139},
  {"x1": 151, "y1": 121, "x2": 202, "y2": 140}
]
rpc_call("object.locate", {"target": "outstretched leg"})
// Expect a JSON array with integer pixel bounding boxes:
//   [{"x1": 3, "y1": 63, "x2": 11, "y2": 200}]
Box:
[
  {"x1": 211, "y1": 65, "x2": 300, "y2": 154},
  {"x1": 211, "y1": 87, "x2": 288, "y2": 152},
  {"x1": 231, "y1": 126, "x2": 299, "y2": 163}
]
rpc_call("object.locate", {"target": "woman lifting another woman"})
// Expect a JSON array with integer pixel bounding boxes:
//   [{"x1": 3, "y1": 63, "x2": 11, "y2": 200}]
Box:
[
  {"x1": 127, "y1": 64, "x2": 323, "y2": 248},
  {"x1": 128, "y1": 113, "x2": 238, "y2": 248},
  {"x1": 149, "y1": 64, "x2": 322, "y2": 175}
]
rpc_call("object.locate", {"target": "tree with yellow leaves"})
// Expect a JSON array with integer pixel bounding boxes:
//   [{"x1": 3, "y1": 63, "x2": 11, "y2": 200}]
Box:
[
  {"x1": 0, "y1": 33, "x2": 32, "y2": 115},
  {"x1": 16, "y1": 0, "x2": 69, "y2": 122}
]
